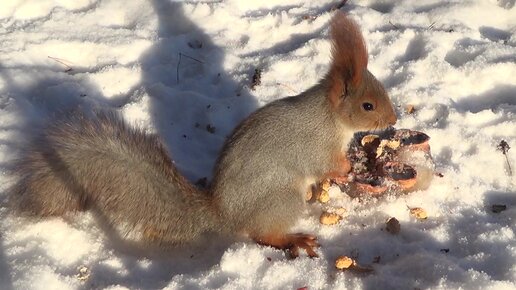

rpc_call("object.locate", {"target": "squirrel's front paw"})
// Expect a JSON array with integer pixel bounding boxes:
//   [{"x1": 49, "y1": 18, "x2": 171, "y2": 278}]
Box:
[{"x1": 254, "y1": 233, "x2": 320, "y2": 258}]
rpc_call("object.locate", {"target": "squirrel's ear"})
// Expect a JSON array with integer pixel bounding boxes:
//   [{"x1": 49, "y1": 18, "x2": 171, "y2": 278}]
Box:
[{"x1": 327, "y1": 11, "x2": 368, "y2": 106}]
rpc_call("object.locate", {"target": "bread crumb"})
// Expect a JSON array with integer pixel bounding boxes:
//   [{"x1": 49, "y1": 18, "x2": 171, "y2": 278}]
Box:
[
  {"x1": 320, "y1": 212, "x2": 342, "y2": 225},
  {"x1": 409, "y1": 207, "x2": 428, "y2": 219},
  {"x1": 335, "y1": 256, "x2": 355, "y2": 269}
]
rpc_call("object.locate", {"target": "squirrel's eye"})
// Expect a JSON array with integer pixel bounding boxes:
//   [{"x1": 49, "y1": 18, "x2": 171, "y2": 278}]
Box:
[{"x1": 362, "y1": 102, "x2": 374, "y2": 111}]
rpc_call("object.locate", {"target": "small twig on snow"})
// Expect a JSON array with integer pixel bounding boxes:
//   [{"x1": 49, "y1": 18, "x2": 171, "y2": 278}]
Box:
[
  {"x1": 176, "y1": 52, "x2": 204, "y2": 84},
  {"x1": 48, "y1": 56, "x2": 73, "y2": 72},
  {"x1": 497, "y1": 140, "x2": 512, "y2": 176},
  {"x1": 276, "y1": 83, "x2": 298, "y2": 94},
  {"x1": 388, "y1": 20, "x2": 399, "y2": 30},
  {"x1": 427, "y1": 21, "x2": 437, "y2": 30}
]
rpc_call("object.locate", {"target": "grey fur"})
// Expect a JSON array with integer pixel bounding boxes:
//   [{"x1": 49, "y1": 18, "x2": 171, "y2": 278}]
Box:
[
  {"x1": 211, "y1": 82, "x2": 349, "y2": 236},
  {"x1": 9, "y1": 110, "x2": 218, "y2": 246}
]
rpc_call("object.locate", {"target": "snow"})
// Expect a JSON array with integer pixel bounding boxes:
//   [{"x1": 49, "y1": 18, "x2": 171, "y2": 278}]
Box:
[{"x1": 0, "y1": 0, "x2": 515, "y2": 289}]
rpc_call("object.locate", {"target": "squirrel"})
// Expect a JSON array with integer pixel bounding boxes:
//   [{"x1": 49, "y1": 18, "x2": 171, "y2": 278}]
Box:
[{"x1": 8, "y1": 12, "x2": 397, "y2": 258}]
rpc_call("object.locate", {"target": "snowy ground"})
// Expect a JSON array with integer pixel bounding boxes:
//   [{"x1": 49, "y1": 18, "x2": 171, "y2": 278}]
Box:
[{"x1": 0, "y1": 0, "x2": 515, "y2": 289}]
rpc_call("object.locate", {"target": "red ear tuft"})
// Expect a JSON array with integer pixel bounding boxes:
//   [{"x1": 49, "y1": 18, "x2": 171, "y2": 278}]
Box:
[{"x1": 327, "y1": 11, "x2": 368, "y2": 106}]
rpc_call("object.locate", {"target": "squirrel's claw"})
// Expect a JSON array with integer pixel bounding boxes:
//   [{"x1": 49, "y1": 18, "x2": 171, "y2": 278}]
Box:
[
  {"x1": 286, "y1": 233, "x2": 320, "y2": 258},
  {"x1": 254, "y1": 233, "x2": 320, "y2": 259}
]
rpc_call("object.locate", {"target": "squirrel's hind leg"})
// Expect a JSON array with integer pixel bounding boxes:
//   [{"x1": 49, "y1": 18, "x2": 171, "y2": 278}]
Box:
[{"x1": 247, "y1": 184, "x2": 320, "y2": 258}]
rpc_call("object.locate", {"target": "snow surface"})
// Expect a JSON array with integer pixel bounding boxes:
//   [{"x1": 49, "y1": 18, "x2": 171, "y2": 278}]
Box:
[{"x1": 0, "y1": 0, "x2": 515, "y2": 289}]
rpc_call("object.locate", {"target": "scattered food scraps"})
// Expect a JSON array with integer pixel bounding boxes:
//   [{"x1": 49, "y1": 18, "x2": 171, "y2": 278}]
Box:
[
  {"x1": 335, "y1": 256, "x2": 354, "y2": 269},
  {"x1": 335, "y1": 256, "x2": 374, "y2": 273},
  {"x1": 251, "y1": 68, "x2": 262, "y2": 90},
  {"x1": 406, "y1": 104, "x2": 415, "y2": 114},
  {"x1": 206, "y1": 124, "x2": 216, "y2": 134},
  {"x1": 386, "y1": 217, "x2": 401, "y2": 234},
  {"x1": 332, "y1": 207, "x2": 347, "y2": 216},
  {"x1": 75, "y1": 266, "x2": 90, "y2": 281},
  {"x1": 318, "y1": 190, "x2": 330, "y2": 203},
  {"x1": 491, "y1": 204, "x2": 507, "y2": 213},
  {"x1": 320, "y1": 212, "x2": 342, "y2": 225},
  {"x1": 409, "y1": 207, "x2": 428, "y2": 220},
  {"x1": 361, "y1": 134, "x2": 379, "y2": 146},
  {"x1": 321, "y1": 179, "x2": 331, "y2": 191}
]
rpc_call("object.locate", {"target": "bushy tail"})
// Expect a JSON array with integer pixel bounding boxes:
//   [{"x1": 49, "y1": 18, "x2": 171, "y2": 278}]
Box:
[{"x1": 9, "y1": 110, "x2": 219, "y2": 246}]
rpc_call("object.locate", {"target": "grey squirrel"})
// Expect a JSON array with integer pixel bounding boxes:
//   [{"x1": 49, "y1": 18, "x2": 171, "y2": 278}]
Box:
[{"x1": 9, "y1": 12, "x2": 397, "y2": 258}]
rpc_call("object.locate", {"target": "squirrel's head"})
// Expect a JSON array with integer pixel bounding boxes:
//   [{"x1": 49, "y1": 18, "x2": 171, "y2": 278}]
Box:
[{"x1": 326, "y1": 11, "x2": 397, "y2": 132}]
